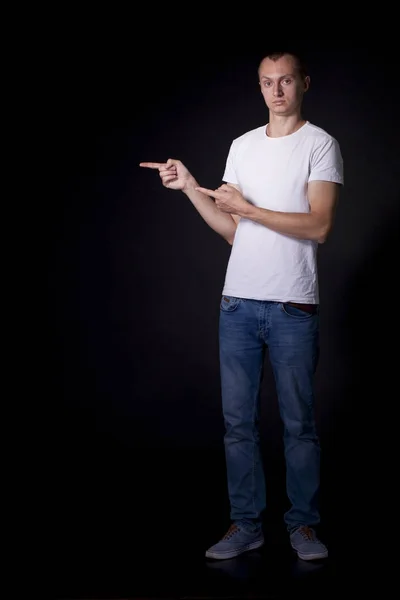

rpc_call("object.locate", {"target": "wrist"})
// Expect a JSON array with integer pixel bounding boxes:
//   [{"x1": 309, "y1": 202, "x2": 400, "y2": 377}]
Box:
[
  {"x1": 239, "y1": 202, "x2": 257, "y2": 219},
  {"x1": 182, "y1": 176, "x2": 198, "y2": 194}
]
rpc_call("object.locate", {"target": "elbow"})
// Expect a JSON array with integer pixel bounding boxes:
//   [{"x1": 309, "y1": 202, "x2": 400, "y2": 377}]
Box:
[
  {"x1": 225, "y1": 226, "x2": 238, "y2": 245},
  {"x1": 316, "y1": 224, "x2": 331, "y2": 244}
]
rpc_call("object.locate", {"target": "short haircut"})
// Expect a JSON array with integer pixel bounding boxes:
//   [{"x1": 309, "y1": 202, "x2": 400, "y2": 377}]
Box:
[{"x1": 258, "y1": 51, "x2": 308, "y2": 79}]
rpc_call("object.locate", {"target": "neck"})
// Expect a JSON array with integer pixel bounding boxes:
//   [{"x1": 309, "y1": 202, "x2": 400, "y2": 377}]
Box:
[{"x1": 266, "y1": 114, "x2": 306, "y2": 138}]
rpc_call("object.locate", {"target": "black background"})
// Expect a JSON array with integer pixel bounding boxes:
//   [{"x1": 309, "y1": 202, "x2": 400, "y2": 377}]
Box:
[{"x1": 50, "y1": 33, "x2": 399, "y2": 597}]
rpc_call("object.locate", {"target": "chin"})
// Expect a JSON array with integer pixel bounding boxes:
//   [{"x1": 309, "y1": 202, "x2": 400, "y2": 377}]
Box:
[{"x1": 271, "y1": 107, "x2": 289, "y2": 115}]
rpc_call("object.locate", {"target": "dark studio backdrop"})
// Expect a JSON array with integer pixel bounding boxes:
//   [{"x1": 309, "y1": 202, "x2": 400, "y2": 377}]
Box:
[{"x1": 51, "y1": 36, "x2": 399, "y2": 589}]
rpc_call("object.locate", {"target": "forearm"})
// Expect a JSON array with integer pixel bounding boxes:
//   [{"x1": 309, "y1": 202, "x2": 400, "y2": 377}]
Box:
[
  {"x1": 241, "y1": 205, "x2": 328, "y2": 243},
  {"x1": 183, "y1": 178, "x2": 237, "y2": 243}
]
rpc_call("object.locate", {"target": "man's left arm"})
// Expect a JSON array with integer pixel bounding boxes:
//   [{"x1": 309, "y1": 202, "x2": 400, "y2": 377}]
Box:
[
  {"x1": 243, "y1": 180, "x2": 341, "y2": 243},
  {"x1": 195, "y1": 181, "x2": 341, "y2": 243}
]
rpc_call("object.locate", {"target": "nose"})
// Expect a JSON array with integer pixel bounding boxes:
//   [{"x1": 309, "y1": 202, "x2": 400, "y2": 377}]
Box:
[{"x1": 273, "y1": 82, "x2": 283, "y2": 96}]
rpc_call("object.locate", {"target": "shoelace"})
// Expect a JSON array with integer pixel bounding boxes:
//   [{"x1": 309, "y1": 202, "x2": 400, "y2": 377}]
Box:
[
  {"x1": 222, "y1": 524, "x2": 240, "y2": 540},
  {"x1": 297, "y1": 526, "x2": 316, "y2": 540}
]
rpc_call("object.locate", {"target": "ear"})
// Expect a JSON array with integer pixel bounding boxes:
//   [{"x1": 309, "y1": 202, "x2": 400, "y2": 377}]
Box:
[{"x1": 304, "y1": 76, "x2": 310, "y2": 92}]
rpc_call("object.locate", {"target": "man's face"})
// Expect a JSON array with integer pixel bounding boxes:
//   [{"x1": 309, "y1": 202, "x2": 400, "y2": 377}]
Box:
[{"x1": 258, "y1": 54, "x2": 309, "y2": 116}]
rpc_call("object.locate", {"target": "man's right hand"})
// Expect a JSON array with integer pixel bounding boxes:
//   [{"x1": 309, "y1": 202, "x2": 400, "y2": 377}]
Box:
[{"x1": 139, "y1": 158, "x2": 195, "y2": 192}]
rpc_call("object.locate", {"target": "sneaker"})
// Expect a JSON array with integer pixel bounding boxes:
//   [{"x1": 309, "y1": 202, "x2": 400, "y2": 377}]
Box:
[
  {"x1": 205, "y1": 523, "x2": 264, "y2": 560},
  {"x1": 290, "y1": 526, "x2": 328, "y2": 560}
]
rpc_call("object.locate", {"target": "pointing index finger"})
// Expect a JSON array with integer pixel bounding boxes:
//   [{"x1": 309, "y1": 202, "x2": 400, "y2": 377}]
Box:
[
  {"x1": 195, "y1": 186, "x2": 221, "y2": 198},
  {"x1": 139, "y1": 162, "x2": 165, "y2": 169}
]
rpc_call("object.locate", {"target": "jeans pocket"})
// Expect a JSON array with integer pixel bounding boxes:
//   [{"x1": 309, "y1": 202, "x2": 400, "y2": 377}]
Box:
[
  {"x1": 220, "y1": 295, "x2": 243, "y2": 312},
  {"x1": 281, "y1": 302, "x2": 316, "y2": 319}
]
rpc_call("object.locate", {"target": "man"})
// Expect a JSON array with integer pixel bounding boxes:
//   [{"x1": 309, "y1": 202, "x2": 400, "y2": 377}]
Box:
[{"x1": 140, "y1": 51, "x2": 343, "y2": 561}]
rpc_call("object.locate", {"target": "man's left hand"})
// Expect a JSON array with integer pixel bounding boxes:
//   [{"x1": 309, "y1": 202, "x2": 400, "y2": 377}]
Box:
[{"x1": 195, "y1": 183, "x2": 251, "y2": 216}]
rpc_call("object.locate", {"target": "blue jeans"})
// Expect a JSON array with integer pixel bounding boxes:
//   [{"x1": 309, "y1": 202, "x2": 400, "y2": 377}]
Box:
[{"x1": 219, "y1": 296, "x2": 320, "y2": 532}]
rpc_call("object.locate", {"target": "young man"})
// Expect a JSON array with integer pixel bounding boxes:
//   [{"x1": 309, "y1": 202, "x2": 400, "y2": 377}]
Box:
[{"x1": 140, "y1": 51, "x2": 344, "y2": 561}]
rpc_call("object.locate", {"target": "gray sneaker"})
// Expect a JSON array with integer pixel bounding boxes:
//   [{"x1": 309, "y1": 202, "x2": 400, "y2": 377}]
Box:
[
  {"x1": 290, "y1": 526, "x2": 328, "y2": 560},
  {"x1": 205, "y1": 523, "x2": 264, "y2": 560}
]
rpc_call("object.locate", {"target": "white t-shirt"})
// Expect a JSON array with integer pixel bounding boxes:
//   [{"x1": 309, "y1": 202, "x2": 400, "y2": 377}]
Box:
[{"x1": 221, "y1": 121, "x2": 344, "y2": 304}]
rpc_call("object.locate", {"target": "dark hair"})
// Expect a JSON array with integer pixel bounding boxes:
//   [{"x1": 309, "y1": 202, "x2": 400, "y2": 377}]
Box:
[{"x1": 258, "y1": 51, "x2": 308, "y2": 79}]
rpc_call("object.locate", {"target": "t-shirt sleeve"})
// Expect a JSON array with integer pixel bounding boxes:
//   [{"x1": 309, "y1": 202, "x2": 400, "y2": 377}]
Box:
[
  {"x1": 222, "y1": 141, "x2": 239, "y2": 184},
  {"x1": 309, "y1": 137, "x2": 344, "y2": 185}
]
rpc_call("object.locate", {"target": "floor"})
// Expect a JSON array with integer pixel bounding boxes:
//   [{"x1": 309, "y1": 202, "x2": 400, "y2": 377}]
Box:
[
  {"x1": 53, "y1": 433, "x2": 362, "y2": 599},
  {"x1": 55, "y1": 535, "x2": 338, "y2": 599}
]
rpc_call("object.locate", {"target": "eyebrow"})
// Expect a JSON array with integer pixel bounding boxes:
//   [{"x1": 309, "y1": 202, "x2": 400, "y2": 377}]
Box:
[{"x1": 260, "y1": 73, "x2": 295, "y2": 80}]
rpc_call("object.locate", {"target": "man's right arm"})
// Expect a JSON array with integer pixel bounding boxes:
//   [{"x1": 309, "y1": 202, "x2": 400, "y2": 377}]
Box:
[
  {"x1": 183, "y1": 178, "x2": 240, "y2": 245},
  {"x1": 140, "y1": 159, "x2": 240, "y2": 244}
]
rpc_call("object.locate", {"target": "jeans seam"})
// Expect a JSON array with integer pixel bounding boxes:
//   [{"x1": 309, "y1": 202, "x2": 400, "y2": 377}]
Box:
[{"x1": 252, "y1": 360, "x2": 263, "y2": 518}]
